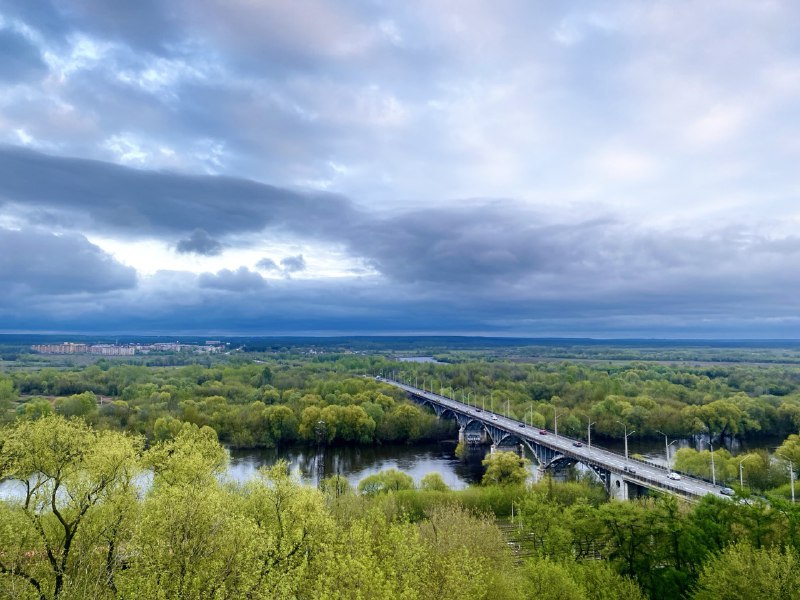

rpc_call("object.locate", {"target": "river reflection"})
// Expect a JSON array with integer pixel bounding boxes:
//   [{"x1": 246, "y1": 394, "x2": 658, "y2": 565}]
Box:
[{"x1": 227, "y1": 441, "x2": 487, "y2": 489}]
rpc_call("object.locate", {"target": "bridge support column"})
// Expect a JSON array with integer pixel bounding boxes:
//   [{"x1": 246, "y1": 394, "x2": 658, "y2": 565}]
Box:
[
  {"x1": 609, "y1": 473, "x2": 626, "y2": 501},
  {"x1": 458, "y1": 426, "x2": 465, "y2": 445},
  {"x1": 490, "y1": 444, "x2": 497, "y2": 454}
]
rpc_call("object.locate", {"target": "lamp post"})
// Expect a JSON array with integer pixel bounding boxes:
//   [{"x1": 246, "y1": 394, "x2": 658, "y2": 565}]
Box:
[
  {"x1": 657, "y1": 431, "x2": 677, "y2": 472},
  {"x1": 553, "y1": 407, "x2": 562, "y2": 437},
  {"x1": 587, "y1": 420, "x2": 596, "y2": 448},
  {"x1": 709, "y1": 440, "x2": 717, "y2": 486},
  {"x1": 616, "y1": 421, "x2": 635, "y2": 461},
  {"x1": 505, "y1": 399, "x2": 510, "y2": 418},
  {"x1": 738, "y1": 459, "x2": 745, "y2": 489}
]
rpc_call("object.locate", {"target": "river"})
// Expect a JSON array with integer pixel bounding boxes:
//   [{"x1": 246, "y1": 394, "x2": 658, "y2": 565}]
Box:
[
  {"x1": 1, "y1": 433, "x2": 787, "y2": 500},
  {"x1": 228, "y1": 441, "x2": 484, "y2": 489}
]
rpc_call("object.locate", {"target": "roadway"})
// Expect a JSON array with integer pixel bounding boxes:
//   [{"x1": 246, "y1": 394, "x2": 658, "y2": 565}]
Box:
[{"x1": 378, "y1": 377, "x2": 729, "y2": 500}]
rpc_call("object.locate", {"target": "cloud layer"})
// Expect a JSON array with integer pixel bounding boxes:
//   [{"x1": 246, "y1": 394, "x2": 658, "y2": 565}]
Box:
[{"x1": 1, "y1": 1, "x2": 799, "y2": 336}]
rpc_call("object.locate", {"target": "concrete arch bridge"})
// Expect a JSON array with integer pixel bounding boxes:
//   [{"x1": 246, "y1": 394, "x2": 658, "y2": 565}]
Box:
[{"x1": 378, "y1": 377, "x2": 728, "y2": 502}]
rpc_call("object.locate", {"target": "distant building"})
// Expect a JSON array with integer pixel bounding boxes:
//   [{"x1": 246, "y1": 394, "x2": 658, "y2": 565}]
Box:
[
  {"x1": 90, "y1": 344, "x2": 135, "y2": 356},
  {"x1": 31, "y1": 340, "x2": 219, "y2": 355},
  {"x1": 31, "y1": 342, "x2": 90, "y2": 354}
]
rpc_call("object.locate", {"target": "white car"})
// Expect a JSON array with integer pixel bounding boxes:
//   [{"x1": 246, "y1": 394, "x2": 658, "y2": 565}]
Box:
[
  {"x1": 491, "y1": 415, "x2": 498, "y2": 421},
  {"x1": 668, "y1": 472, "x2": 681, "y2": 481}
]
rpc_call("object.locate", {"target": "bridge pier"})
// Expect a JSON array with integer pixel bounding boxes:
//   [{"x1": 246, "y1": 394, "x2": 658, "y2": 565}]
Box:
[
  {"x1": 607, "y1": 474, "x2": 649, "y2": 501},
  {"x1": 608, "y1": 473, "x2": 626, "y2": 501}
]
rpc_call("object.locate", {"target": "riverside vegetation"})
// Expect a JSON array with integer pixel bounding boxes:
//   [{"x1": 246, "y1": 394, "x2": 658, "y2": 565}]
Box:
[
  {"x1": 3, "y1": 416, "x2": 800, "y2": 600},
  {"x1": 4, "y1": 348, "x2": 800, "y2": 598}
]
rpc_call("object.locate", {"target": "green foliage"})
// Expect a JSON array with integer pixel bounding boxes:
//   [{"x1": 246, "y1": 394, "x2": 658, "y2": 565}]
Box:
[
  {"x1": 5, "y1": 414, "x2": 800, "y2": 600},
  {"x1": 482, "y1": 451, "x2": 531, "y2": 486},
  {"x1": 0, "y1": 415, "x2": 142, "y2": 600},
  {"x1": 358, "y1": 468, "x2": 415, "y2": 495},
  {"x1": 420, "y1": 472, "x2": 450, "y2": 492},
  {"x1": 692, "y1": 543, "x2": 800, "y2": 600},
  {"x1": 53, "y1": 391, "x2": 97, "y2": 418},
  {"x1": 521, "y1": 558, "x2": 590, "y2": 600}
]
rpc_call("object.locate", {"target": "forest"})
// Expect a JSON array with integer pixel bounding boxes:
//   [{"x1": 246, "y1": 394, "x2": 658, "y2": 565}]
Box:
[
  {"x1": 1, "y1": 416, "x2": 799, "y2": 599},
  {"x1": 3, "y1": 345, "x2": 800, "y2": 598}
]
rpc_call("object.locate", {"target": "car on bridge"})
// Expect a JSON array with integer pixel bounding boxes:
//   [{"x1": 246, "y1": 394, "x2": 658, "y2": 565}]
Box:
[
  {"x1": 668, "y1": 472, "x2": 682, "y2": 480},
  {"x1": 572, "y1": 441, "x2": 583, "y2": 447},
  {"x1": 720, "y1": 487, "x2": 735, "y2": 496},
  {"x1": 491, "y1": 415, "x2": 498, "y2": 420},
  {"x1": 538, "y1": 429, "x2": 547, "y2": 435},
  {"x1": 518, "y1": 423, "x2": 525, "y2": 428}
]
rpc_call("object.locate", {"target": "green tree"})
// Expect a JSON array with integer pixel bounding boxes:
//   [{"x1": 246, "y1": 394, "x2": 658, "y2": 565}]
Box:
[
  {"x1": 482, "y1": 451, "x2": 531, "y2": 486},
  {"x1": 0, "y1": 415, "x2": 142, "y2": 600},
  {"x1": 777, "y1": 434, "x2": 800, "y2": 475},
  {"x1": 358, "y1": 469, "x2": 415, "y2": 495},
  {"x1": 692, "y1": 543, "x2": 800, "y2": 600},
  {"x1": 420, "y1": 472, "x2": 450, "y2": 492},
  {"x1": 54, "y1": 391, "x2": 97, "y2": 418},
  {"x1": 0, "y1": 376, "x2": 17, "y2": 421},
  {"x1": 145, "y1": 422, "x2": 227, "y2": 487}
]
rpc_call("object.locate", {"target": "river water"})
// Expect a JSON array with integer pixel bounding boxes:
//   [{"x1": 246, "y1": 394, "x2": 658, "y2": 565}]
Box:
[
  {"x1": 228, "y1": 441, "x2": 485, "y2": 489},
  {"x1": 1, "y1": 433, "x2": 786, "y2": 500}
]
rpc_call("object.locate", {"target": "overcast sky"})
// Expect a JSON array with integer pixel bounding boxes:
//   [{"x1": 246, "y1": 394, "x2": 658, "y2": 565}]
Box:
[{"x1": 1, "y1": 0, "x2": 799, "y2": 337}]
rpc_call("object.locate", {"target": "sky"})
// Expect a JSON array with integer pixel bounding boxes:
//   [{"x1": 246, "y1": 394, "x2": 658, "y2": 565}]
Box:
[{"x1": 1, "y1": 0, "x2": 800, "y2": 338}]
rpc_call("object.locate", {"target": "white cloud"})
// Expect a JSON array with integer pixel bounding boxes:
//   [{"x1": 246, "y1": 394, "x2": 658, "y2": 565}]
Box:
[
  {"x1": 685, "y1": 103, "x2": 748, "y2": 146},
  {"x1": 589, "y1": 147, "x2": 661, "y2": 182}
]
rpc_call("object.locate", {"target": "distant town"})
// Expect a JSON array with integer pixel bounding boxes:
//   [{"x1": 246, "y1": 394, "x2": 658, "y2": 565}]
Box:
[{"x1": 31, "y1": 341, "x2": 227, "y2": 356}]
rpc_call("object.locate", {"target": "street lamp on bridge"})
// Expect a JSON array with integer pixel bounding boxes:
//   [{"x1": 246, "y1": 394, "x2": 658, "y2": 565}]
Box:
[
  {"x1": 704, "y1": 428, "x2": 717, "y2": 486},
  {"x1": 616, "y1": 421, "x2": 635, "y2": 462},
  {"x1": 587, "y1": 420, "x2": 596, "y2": 448},
  {"x1": 657, "y1": 430, "x2": 677, "y2": 472},
  {"x1": 553, "y1": 407, "x2": 562, "y2": 437}
]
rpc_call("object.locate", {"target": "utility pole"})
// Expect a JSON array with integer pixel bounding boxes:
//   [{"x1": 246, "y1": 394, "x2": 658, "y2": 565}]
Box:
[
  {"x1": 587, "y1": 420, "x2": 595, "y2": 448},
  {"x1": 554, "y1": 407, "x2": 562, "y2": 437}
]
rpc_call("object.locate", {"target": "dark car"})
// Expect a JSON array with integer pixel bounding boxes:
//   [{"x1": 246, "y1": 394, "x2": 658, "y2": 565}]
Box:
[
  {"x1": 572, "y1": 441, "x2": 583, "y2": 447},
  {"x1": 538, "y1": 429, "x2": 548, "y2": 435},
  {"x1": 518, "y1": 423, "x2": 525, "y2": 428}
]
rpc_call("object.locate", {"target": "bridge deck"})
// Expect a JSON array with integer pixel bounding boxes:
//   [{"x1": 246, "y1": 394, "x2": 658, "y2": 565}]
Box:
[{"x1": 379, "y1": 377, "x2": 728, "y2": 500}]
